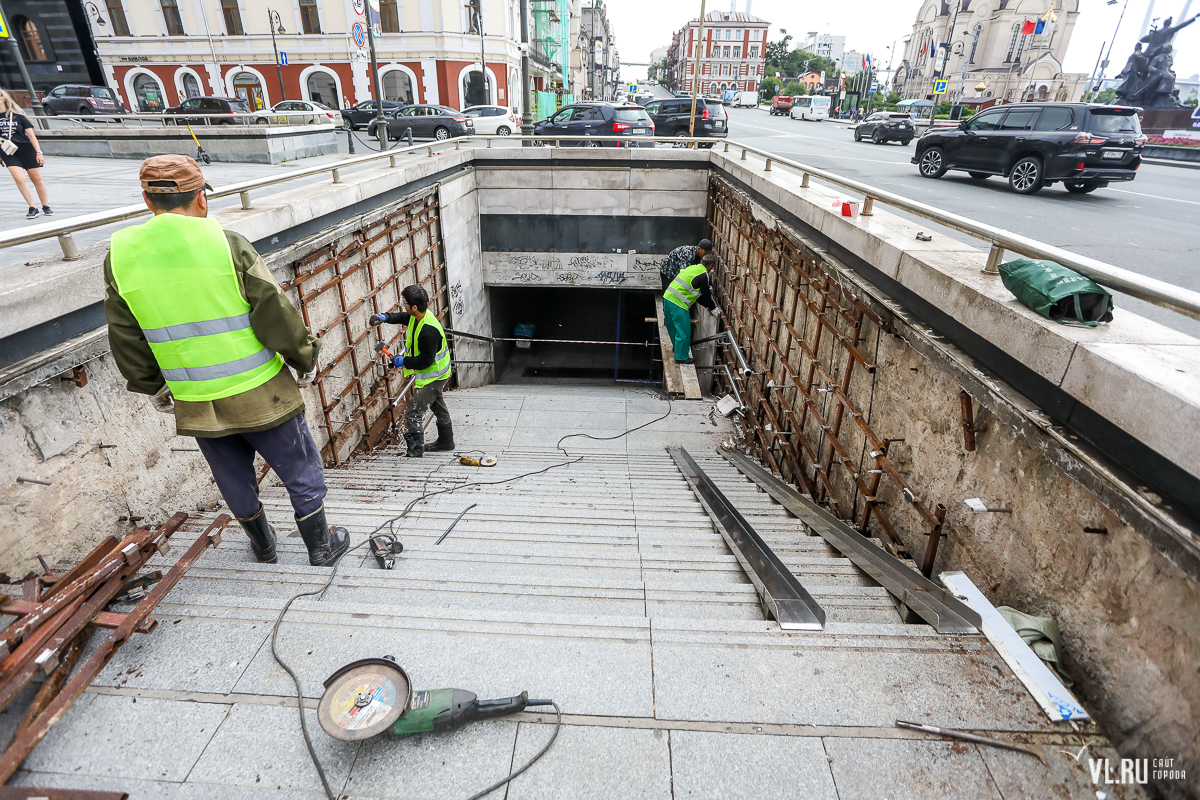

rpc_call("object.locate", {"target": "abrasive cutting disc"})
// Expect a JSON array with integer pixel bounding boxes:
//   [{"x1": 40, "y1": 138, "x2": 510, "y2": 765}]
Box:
[{"x1": 317, "y1": 658, "x2": 411, "y2": 741}]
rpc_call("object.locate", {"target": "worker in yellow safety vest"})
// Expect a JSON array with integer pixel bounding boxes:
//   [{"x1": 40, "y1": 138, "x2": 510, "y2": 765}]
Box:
[
  {"x1": 662, "y1": 253, "x2": 720, "y2": 365},
  {"x1": 103, "y1": 155, "x2": 349, "y2": 567},
  {"x1": 369, "y1": 284, "x2": 455, "y2": 457}
]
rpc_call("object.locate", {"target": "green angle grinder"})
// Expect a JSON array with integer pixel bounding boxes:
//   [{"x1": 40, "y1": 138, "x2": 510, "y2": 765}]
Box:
[{"x1": 316, "y1": 657, "x2": 555, "y2": 741}]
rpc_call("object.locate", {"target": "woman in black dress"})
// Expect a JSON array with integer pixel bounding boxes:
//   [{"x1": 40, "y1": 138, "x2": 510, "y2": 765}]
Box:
[{"x1": 0, "y1": 90, "x2": 52, "y2": 219}]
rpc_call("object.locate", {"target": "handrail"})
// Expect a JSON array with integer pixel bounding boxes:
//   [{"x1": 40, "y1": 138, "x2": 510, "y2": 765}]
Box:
[
  {"x1": 33, "y1": 110, "x2": 340, "y2": 127},
  {"x1": 4, "y1": 132, "x2": 1198, "y2": 324}
]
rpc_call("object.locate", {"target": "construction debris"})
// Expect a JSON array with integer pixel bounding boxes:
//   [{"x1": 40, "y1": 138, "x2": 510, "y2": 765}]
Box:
[{"x1": 0, "y1": 512, "x2": 227, "y2": 781}]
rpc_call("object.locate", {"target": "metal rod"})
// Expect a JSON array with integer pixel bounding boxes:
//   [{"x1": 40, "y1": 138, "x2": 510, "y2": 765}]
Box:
[
  {"x1": 895, "y1": 720, "x2": 1046, "y2": 764},
  {"x1": 435, "y1": 503, "x2": 477, "y2": 545},
  {"x1": 960, "y1": 390, "x2": 976, "y2": 452},
  {"x1": 15, "y1": 477, "x2": 51, "y2": 486},
  {"x1": 691, "y1": 330, "x2": 751, "y2": 375}
]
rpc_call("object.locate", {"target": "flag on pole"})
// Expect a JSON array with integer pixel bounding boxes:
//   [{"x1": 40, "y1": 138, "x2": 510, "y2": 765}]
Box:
[
  {"x1": 1034, "y1": 18, "x2": 1045, "y2": 34},
  {"x1": 1021, "y1": 18, "x2": 1036, "y2": 35}
]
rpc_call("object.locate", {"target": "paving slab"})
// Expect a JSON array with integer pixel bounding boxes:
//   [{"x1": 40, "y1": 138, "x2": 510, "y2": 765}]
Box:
[
  {"x1": 506, "y1": 723, "x2": 673, "y2": 800},
  {"x1": 669, "y1": 729, "x2": 839, "y2": 800},
  {"x1": 822, "y1": 736, "x2": 1004, "y2": 800},
  {"x1": 188, "y1": 704, "x2": 359, "y2": 794},
  {"x1": 21, "y1": 694, "x2": 228, "y2": 782}
]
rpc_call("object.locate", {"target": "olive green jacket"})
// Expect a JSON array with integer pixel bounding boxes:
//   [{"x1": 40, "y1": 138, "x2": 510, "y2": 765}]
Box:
[{"x1": 103, "y1": 224, "x2": 320, "y2": 438}]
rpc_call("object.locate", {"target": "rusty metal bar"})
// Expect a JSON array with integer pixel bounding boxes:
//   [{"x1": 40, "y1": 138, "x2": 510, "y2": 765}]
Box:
[
  {"x1": 0, "y1": 515, "x2": 228, "y2": 783},
  {"x1": 961, "y1": 391, "x2": 977, "y2": 452},
  {"x1": 10, "y1": 626, "x2": 92, "y2": 743},
  {"x1": 921, "y1": 504, "x2": 950, "y2": 578}
]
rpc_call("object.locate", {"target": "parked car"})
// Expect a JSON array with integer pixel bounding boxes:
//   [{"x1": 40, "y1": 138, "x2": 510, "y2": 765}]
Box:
[
  {"x1": 533, "y1": 102, "x2": 654, "y2": 147},
  {"x1": 770, "y1": 96, "x2": 793, "y2": 116},
  {"x1": 462, "y1": 104, "x2": 520, "y2": 135},
  {"x1": 641, "y1": 97, "x2": 724, "y2": 145},
  {"x1": 163, "y1": 97, "x2": 252, "y2": 125},
  {"x1": 913, "y1": 102, "x2": 1144, "y2": 195},
  {"x1": 341, "y1": 99, "x2": 406, "y2": 130},
  {"x1": 43, "y1": 84, "x2": 125, "y2": 115},
  {"x1": 259, "y1": 99, "x2": 343, "y2": 127},
  {"x1": 854, "y1": 111, "x2": 914, "y2": 145},
  {"x1": 368, "y1": 104, "x2": 474, "y2": 140}
]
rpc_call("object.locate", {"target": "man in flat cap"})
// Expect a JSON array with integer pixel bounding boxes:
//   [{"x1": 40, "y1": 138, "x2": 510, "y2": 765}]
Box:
[{"x1": 102, "y1": 155, "x2": 349, "y2": 567}]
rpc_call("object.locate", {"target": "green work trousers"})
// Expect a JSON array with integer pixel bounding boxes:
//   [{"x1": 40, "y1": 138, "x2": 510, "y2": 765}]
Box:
[{"x1": 663, "y1": 300, "x2": 693, "y2": 362}]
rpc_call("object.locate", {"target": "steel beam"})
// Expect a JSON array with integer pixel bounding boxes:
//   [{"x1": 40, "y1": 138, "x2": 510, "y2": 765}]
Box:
[
  {"x1": 668, "y1": 447, "x2": 825, "y2": 631},
  {"x1": 720, "y1": 450, "x2": 980, "y2": 635}
]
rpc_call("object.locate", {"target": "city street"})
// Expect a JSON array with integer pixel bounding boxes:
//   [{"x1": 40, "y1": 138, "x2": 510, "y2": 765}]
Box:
[{"x1": 717, "y1": 103, "x2": 1200, "y2": 336}]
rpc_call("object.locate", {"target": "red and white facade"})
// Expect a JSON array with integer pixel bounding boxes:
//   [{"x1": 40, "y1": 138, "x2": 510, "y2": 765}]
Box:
[
  {"x1": 85, "y1": 0, "x2": 536, "y2": 113},
  {"x1": 666, "y1": 11, "x2": 768, "y2": 96}
]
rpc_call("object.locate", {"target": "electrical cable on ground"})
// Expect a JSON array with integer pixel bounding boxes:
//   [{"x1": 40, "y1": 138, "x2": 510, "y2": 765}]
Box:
[{"x1": 269, "y1": 392, "x2": 674, "y2": 800}]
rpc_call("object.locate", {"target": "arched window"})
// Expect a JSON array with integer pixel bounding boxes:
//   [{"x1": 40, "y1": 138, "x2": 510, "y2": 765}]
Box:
[
  {"x1": 232, "y1": 71, "x2": 266, "y2": 109},
  {"x1": 16, "y1": 18, "x2": 48, "y2": 61},
  {"x1": 307, "y1": 71, "x2": 339, "y2": 105},
  {"x1": 183, "y1": 72, "x2": 201, "y2": 98},
  {"x1": 133, "y1": 73, "x2": 164, "y2": 111},
  {"x1": 463, "y1": 70, "x2": 488, "y2": 106},
  {"x1": 1006, "y1": 23, "x2": 1020, "y2": 62},
  {"x1": 382, "y1": 71, "x2": 413, "y2": 103}
]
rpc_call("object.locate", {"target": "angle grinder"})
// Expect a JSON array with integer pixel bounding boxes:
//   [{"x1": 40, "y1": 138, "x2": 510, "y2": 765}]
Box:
[{"x1": 316, "y1": 657, "x2": 554, "y2": 741}]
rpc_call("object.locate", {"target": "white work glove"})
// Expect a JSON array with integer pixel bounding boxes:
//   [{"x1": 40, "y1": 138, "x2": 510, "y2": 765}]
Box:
[
  {"x1": 296, "y1": 367, "x2": 317, "y2": 388},
  {"x1": 151, "y1": 385, "x2": 174, "y2": 414},
  {"x1": 711, "y1": 307, "x2": 722, "y2": 319}
]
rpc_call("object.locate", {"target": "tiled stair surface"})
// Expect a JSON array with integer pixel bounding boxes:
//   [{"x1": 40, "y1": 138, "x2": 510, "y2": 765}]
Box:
[{"x1": 1, "y1": 385, "x2": 1139, "y2": 800}]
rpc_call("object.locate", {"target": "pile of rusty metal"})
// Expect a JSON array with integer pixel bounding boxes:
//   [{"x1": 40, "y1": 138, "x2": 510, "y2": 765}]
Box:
[{"x1": 0, "y1": 512, "x2": 228, "y2": 782}]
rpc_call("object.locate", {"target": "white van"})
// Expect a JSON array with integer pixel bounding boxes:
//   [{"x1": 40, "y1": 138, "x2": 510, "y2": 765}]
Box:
[
  {"x1": 733, "y1": 91, "x2": 759, "y2": 108},
  {"x1": 790, "y1": 95, "x2": 831, "y2": 121}
]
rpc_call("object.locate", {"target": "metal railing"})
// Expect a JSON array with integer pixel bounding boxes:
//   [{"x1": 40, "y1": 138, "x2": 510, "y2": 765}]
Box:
[
  {"x1": 31, "y1": 110, "x2": 341, "y2": 129},
  {"x1": 4, "y1": 132, "x2": 1198, "y2": 323}
]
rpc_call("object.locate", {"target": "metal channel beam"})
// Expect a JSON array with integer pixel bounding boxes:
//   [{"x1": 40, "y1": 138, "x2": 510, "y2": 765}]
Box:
[
  {"x1": 720, "y1": 450, "x2": 981, "y2": 635},
  {"x1": 668, "y1": 447, "x2": 825, "y2": 631}
]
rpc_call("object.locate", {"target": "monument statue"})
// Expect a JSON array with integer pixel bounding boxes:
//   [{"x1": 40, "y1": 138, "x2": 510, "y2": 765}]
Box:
[{"x1": 1114, "y1": 14, "x2": 1199, "y2": 108}]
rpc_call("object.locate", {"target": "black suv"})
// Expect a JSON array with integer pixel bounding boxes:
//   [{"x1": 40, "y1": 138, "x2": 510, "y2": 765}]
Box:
[
  {"x1": 642, "y1": 97, "x2": 726, "y2": 145},
  {"x1": 913, "y1": 103, "x2": 1144, "y2": 195},
  {"x1": 854, "y1": 111, "x2": 914, "y2": 145},
  {"x1": 340, "y1": 99, "x2": 406, "y2": 130},
  {"x1": 533, "y1": 103, "x2": 654, "y2": 147}
]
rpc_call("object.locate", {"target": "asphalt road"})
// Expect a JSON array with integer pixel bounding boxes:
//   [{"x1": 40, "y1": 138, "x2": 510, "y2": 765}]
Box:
[{"x1": 718, "y1": 104, "x2": 1200, "y2": 337}]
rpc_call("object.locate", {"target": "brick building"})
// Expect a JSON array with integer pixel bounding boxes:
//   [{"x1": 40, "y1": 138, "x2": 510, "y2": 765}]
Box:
[{"x1": 665, "y1": 10, "x2": 768, "y2": 97}]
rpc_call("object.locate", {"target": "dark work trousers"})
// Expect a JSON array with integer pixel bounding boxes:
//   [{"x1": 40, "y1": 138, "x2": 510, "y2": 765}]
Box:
[
  {"x1": 405, "y1": 378, "x2": 451, "y2": 434},
  {"x1": 196, "y1": 413, "x2": 327, "y2": 520}
]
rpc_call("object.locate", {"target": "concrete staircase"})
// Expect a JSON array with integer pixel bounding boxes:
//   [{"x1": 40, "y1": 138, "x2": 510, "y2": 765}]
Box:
[{"x1": 2, "y1": 385, "x2": 1137, "y2": 800}]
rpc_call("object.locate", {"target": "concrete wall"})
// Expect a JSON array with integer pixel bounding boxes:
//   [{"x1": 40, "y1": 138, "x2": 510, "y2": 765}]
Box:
[
  {"x1": 36, "y1": 125, "x2": 339, "y2": 164},
  {"x1": 706, "y1": 149, "x2": 1200, "y2": 798},
  {"x1": 438, "y1": 168, "x2": 492, "y2": 388}
]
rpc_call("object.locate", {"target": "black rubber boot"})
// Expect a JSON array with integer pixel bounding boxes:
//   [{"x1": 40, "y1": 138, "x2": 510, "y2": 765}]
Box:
[
  {"x1": 295, "y1": 505, "x2": 350, "y2": 567},
  {"x1": 236, "y1": 505, "x2": 279, "y2": 564},
  {"x1": 428, "y1": 422, "x2": 455, "y2": 452},
  {"x1": 405, "y1": 428, "x2": 424, "y2": 458}
]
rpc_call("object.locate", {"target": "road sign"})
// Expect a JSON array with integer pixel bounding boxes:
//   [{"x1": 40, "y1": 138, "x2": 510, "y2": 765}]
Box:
[
  {"x1": 871, "y1": 80, "x2": 879, "y2": 92},
  {"x1": 351, "y1": 0, "x2": 365, "y2": 14},
  {"x1": 627, "y1": 83, "x2": 638, "y2": 95},
  {"x1": 0, "y1": 13, "x2": 8, "y2": 38},
  {"x1": 933, "y1": 80, "x2": 948, "y2": 95},
  {"x1": 280, "y1": 52, "x2": 288, "y2": 65},
  {"x1": 352, "y1": 22, "x2": 366, "y2": 47}
]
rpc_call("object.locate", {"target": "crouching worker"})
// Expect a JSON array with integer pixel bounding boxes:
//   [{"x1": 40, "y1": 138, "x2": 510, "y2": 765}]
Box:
[
  {"x1": 663, "y1": 253, "x2": 721, "y2": 365},
  {"x1": 103, "y1": 155, "x2": 349, "y2": 567},
  {"x1": 368, "y1": 284, "x2": 454, "y2": 457}
]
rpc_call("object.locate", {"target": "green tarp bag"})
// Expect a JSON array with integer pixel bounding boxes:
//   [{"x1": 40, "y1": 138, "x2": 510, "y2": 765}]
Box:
[{"x1": 999, "y1": 258, "x2": 1114, "y2": 327}]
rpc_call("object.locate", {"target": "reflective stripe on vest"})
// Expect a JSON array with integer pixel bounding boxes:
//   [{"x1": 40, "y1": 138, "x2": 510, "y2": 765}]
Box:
[
  {"x1": 403, "y1": 311, "x2": 453, "y2": 388},
  {"x1": 110, "y1": 214, "x2": 284, "y2": 402},
  {"x1": 665, "y1": 264, "x2": 707, "y2": 310}
]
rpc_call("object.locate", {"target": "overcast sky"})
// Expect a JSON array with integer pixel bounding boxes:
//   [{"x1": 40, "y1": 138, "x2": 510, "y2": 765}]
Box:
[{"x1": 605, "y1": 0, "x2": 1200, "y2": 83}]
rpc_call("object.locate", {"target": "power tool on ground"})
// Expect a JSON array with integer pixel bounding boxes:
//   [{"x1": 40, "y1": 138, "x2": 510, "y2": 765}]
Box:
[{"x1": 316, "y1": 657, "x2": 554, "y2": 741}]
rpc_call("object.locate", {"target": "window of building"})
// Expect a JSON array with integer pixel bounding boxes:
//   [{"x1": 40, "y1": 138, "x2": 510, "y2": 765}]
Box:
[
  {"x1": 1006, "y1": 23, "x2": 1020, "y2": 62},
  {"x1": 299, "y1": 0, "x2": 321, "y2": 34},
  {"x1": 381, "y1": 0, "x2": 400, "y2": 32},
  {"x1": 749, "y1": 46, "x2": 757, "y2": 58},
  {"x1": 15, "y1": 18, "x2": 47, "y2": 61},
  {"x1": 722, "y1": 46, "x2": 730, "y2": 58},
  {"x1": 382, "y1": 70, "x2": 413, "y2": 102},
  {"x1": 733, "y1": 47, "x2": 740, "y2": 58},
  {"x1": 307, "y1": 71, "x2": 339, "y2": 105},
  {"x1": 105, "y1": 0, "x2": 130, "y2": 34},
  {"x1": 232, "y1": 71, "x2": 266, "y2": 109},
  {"x1": 133, "y1": 73, "x2": 164, "y2": 111},
  {"x1": 221, "y1": 0, "x2": 243, "y2": 35},
  {"x1": 160, "y1": 0, "x2": 184, "y2": 34},
  {"x1": 182, "y1": 72, "x2": 201, "y2": 97}
]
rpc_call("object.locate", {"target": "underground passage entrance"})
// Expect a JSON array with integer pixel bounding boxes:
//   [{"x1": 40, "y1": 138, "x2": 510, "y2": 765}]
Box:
[{"x1": 487, "y1": 286, "x2": 660, "y2": 384}]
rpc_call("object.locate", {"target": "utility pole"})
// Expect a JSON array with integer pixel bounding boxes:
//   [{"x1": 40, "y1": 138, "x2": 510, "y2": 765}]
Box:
[
  {"x1": 471, "y1": 2, "x2": 488, "y2": 105},
  {"x1": 1096, "y1": 0, "x2": 1130, "y2": 92},
  {"x1": 688, "y1": 0, "x2": 707, "y2": 140},
  {"x1": 365, "y1": 1, "x2": 386, "y2": 146},
  {"x1": 268, "y1": 9, "x2": 287, "y2": 101},
  {"x1": 0, "y1": 4, "x2": 44, "y2": 118},
  {"x1": 520, "y1": 0, "x2": 533, "y2": 142}
]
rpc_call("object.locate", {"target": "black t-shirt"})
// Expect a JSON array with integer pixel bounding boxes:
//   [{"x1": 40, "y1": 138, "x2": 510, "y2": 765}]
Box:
[{"x1": 0, "y1": 113, "x2": 34, "y2": 145}]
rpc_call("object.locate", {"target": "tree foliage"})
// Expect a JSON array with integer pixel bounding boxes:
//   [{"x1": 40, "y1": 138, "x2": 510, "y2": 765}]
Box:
[
  {"x1": 759, "y1": 76, "x2": 779, "y2": 99},
  {"x1": 1096, "y1": 88, "x2": 1117, "y2": 104},
  {"x1": 762, "y1": 28, "x2": 840, "y2": 85},
  {"x1": 764, "y1": 28, "x2": 793, "y2": 67}
]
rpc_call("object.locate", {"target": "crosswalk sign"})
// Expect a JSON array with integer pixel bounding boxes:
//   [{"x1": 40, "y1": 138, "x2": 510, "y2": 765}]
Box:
[
  {"x1": 933, "y1": 80, "x2": 948, "y2": 95},
  {"x1": 628, "y1": 83, "x2": 638, "y2": 95},
  {"x1": 0, "y1": 12, "x2": 9, "y2": 38}
]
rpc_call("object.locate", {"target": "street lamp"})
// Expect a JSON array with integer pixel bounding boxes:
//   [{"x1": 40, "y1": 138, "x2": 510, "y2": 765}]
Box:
[
  {"x1": 268, "y1": 9, "x2": 286, "y2": 101},
  {"x1": 85, "y1": 2, "x2": 107, "y2": 26}
]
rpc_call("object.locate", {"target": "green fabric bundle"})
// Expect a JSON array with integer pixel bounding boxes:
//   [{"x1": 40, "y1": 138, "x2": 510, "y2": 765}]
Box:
[{"x1": 999, "y1": 258, "x2": 1114, "y2": 327}]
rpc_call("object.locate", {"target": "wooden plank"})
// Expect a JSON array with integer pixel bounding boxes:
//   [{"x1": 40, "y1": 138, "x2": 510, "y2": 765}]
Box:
[
  {"x1": 940, "y1": 571, "x2": 1089, "y2": 721},
  {"x1": 655, "y1": 296, "x2": 684, "y2": 397},
  {"x1": 679, "y1": 362, "x2": 702, "y2": 400}
]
